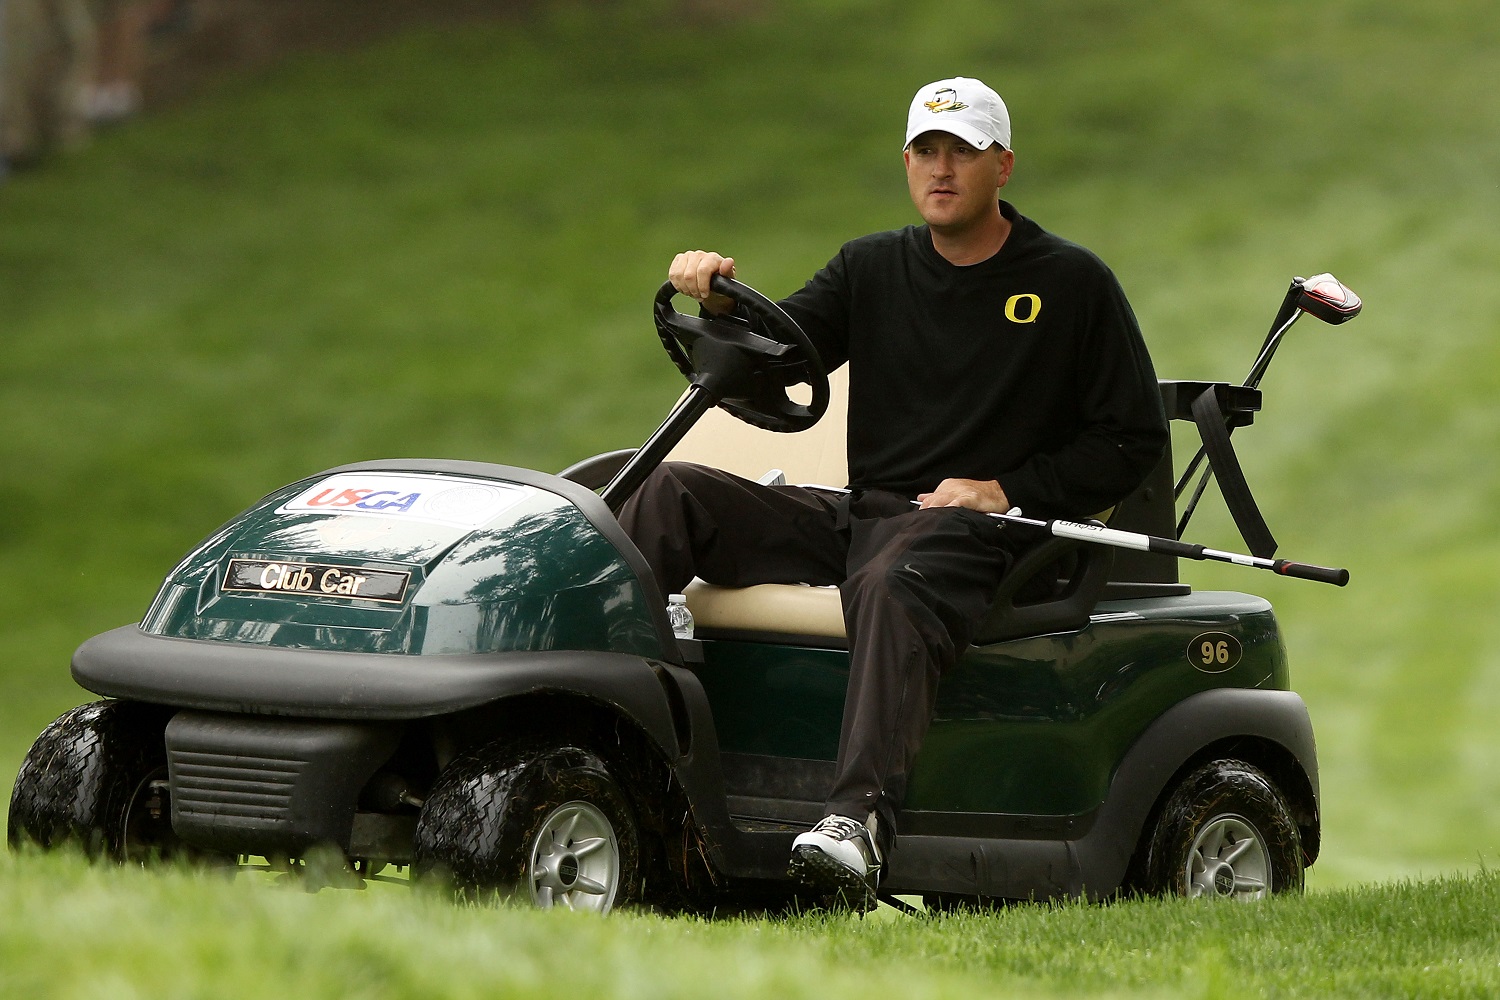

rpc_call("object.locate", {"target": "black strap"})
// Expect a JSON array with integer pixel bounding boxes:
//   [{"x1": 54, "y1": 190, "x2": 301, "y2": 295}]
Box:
[{"x1": 1191, "y1": 385, "x2": 1278, "y2": 558}]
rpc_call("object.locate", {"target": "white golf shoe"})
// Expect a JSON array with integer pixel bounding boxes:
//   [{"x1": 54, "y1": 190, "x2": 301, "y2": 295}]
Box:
[{"x1": 788, "y1": 813, "x2": 883, "y2": 909}]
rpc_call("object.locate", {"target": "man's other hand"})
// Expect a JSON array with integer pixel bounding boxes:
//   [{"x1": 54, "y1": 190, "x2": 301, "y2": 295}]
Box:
[
  {"x1": 917, "y1": 478, "x2": 1011, "y2": 513},
  {"x1": 669, "y1": 251, "x2": 736, "y2": 315}
]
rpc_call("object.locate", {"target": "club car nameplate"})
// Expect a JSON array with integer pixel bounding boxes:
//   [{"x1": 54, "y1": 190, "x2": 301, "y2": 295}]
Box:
[{"x1": 222, "y1": 559, "x2": 410, "y2": 604}]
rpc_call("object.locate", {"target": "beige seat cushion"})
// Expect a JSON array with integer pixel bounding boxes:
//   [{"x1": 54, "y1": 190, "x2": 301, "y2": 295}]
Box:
[{"x1": 684, "y1": 580, "x2": 846, "y2": 639}]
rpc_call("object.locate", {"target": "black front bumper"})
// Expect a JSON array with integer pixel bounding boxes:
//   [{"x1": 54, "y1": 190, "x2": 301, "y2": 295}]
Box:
[{"x1": 165, "y1": 711, "x2": 400, "y2": 857}]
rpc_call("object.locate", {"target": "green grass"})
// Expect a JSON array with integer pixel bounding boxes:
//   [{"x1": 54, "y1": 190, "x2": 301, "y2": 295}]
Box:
[
  {"x1": 3, "y1": 850, "x2": 1497, "y2": 999},
  {"x1": 3, "y1": 0, "x2": 1500, "y2": 993}
]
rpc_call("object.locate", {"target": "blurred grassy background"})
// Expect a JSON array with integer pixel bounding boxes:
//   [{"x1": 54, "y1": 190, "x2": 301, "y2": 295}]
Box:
[{"x1": 2, "y1": 0, "x2": 1498, "y2": 892}]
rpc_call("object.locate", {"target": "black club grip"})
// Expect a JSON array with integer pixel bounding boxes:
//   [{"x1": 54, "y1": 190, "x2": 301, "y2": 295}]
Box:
[{"x1": 1272, "y1": 560, "x2": 1350, "y2": 586}]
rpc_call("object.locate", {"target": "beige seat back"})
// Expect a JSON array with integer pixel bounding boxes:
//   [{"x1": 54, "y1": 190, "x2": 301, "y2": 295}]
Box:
[{"x1": 665, "y1": 367, "x2": 849, "y2": 489}]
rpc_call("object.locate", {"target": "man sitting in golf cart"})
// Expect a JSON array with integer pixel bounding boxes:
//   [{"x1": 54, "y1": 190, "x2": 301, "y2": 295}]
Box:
[{"x1": 620, "y1": 77, "x2": 1168, "y2": 905}]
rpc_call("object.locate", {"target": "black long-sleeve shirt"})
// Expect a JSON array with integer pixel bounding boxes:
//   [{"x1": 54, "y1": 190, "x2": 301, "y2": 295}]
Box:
[{"x1": 779, "y1": 201, "x2": 1168, "y2": 518}]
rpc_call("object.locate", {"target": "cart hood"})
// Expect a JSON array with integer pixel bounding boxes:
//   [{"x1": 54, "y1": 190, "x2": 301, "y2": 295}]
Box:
[{"x1": 137, "y1": 460, "x2": 670, "y2": 658}]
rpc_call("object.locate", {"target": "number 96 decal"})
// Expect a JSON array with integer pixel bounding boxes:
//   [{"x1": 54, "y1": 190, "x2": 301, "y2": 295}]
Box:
[{"x1": 1188, "y1": 632, "x2": 1243, "y2": 673}]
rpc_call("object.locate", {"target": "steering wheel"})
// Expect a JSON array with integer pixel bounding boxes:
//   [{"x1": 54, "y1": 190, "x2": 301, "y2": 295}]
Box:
[{"x1": 652, "y1": 274, "x2": 830, "y2": 433}]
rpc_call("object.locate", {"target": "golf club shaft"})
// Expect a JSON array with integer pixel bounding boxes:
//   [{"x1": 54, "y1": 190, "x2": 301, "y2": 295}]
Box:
[
  {"x1": 1171, "y1": 284, "x2": 1308, "y2": 536},
  {"x1": 912, "y1": 501, "x2": 1349, "y2": 586},
  {"x1": 1174, "y1": 302, "x2": 1304, "y2": 501},
  {"x1": 1176, "y1": 464, "x2": 1217, "y2": 539},
  {"x1": 1244, "y1": 294, "x2": 1305, "y2": 391},
  {"x1": 1034, "y1": 515, "x2": 1350, "y2": 585}
]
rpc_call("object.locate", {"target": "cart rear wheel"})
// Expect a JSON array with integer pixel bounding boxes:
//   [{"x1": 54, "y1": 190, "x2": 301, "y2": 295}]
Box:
[
  {"x1": 1134, "y1": 759, "x2": 1303, "y2": 899},
  {"x1": 414, "y1": 742, "x2": 640, "y2": 913}
]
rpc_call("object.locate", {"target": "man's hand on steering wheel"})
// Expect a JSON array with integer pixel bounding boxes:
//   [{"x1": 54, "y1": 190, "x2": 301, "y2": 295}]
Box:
[
  {"x1": 669, "y1": 251, "x2": 737, "y2": 315},
  {"x1": 653, "y1": 263, "x2": 830, "y2": 433}
]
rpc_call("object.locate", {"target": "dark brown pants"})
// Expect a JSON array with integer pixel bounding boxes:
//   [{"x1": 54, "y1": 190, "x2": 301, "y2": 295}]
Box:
[{"x1": 618, "y1": 462, "x2": 1026, "y2": 841}]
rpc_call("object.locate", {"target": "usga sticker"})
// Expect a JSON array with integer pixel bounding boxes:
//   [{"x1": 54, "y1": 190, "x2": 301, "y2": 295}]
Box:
[{"x1": 277, "y1": 473, "x2": 529, "y2": 529}]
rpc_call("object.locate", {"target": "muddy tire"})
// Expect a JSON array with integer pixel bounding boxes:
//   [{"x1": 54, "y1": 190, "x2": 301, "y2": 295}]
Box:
[
  {"x1": 1134, "y1": 758, "x2": 1303, "y2": 899},
  {"x1": 8, "y1": 700, "x2": 182, "y2": 860},
  {"x1": 413, "y1": 742, "x2": 640, "y2": 913}
]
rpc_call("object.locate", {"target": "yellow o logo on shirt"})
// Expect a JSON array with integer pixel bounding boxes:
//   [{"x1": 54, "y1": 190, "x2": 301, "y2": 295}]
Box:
[{"x1": 1005, "y1": 293, "x2": 1042, "y2": 324}]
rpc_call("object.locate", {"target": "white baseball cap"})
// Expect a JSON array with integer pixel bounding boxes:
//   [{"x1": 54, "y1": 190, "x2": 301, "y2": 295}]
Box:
[{"x1": 904, "y1": 77, "x2": 1011, "y2": 151}]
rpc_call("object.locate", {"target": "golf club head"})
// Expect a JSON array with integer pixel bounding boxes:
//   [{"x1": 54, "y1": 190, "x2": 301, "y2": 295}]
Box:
[{"x1": 1296, "y1": 273, "x2": 1362, "y2": 324}]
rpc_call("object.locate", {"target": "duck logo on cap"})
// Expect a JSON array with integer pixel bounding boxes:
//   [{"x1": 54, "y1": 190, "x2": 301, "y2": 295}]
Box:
[{"x1": 924, "y1": 87, "x2": 968, "y2": 113}]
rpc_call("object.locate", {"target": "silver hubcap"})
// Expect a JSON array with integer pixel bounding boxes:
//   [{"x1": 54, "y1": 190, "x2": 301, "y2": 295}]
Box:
[
  {"x1": 1185, "y1": 814, "x2": 1270, "y2": 900},
  {"x1": 528, "y1": 801, "x2": 619, "y2": 913}
]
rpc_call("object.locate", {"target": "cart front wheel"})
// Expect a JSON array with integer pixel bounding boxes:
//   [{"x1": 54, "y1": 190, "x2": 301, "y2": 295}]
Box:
[
  {"x1": 414, "y1": 742, "x2": 640, "y2": 914},
  {"x1": 7, "y1": 699, "x2": 191, "y2": 861},
  {"x1": 528, "y1": 800, "x2": 622, "y2": 910}
]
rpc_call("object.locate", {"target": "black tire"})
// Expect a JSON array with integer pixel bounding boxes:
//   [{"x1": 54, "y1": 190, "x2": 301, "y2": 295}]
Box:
[
  {"x1": 8, "y1": 700, "x2": 184, "y2": 861},
  {"x1": 1133, "y1": 758, "x2": 1304, "y2": 899},
  {"x1": 413, "y1": 742, "x2": 640, "y2": 913}
]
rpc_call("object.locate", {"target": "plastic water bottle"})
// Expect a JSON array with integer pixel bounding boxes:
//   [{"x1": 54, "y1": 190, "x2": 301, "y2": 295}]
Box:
[{"x1": 667, "y1": 594, "x2": 694, "y2": 640}]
